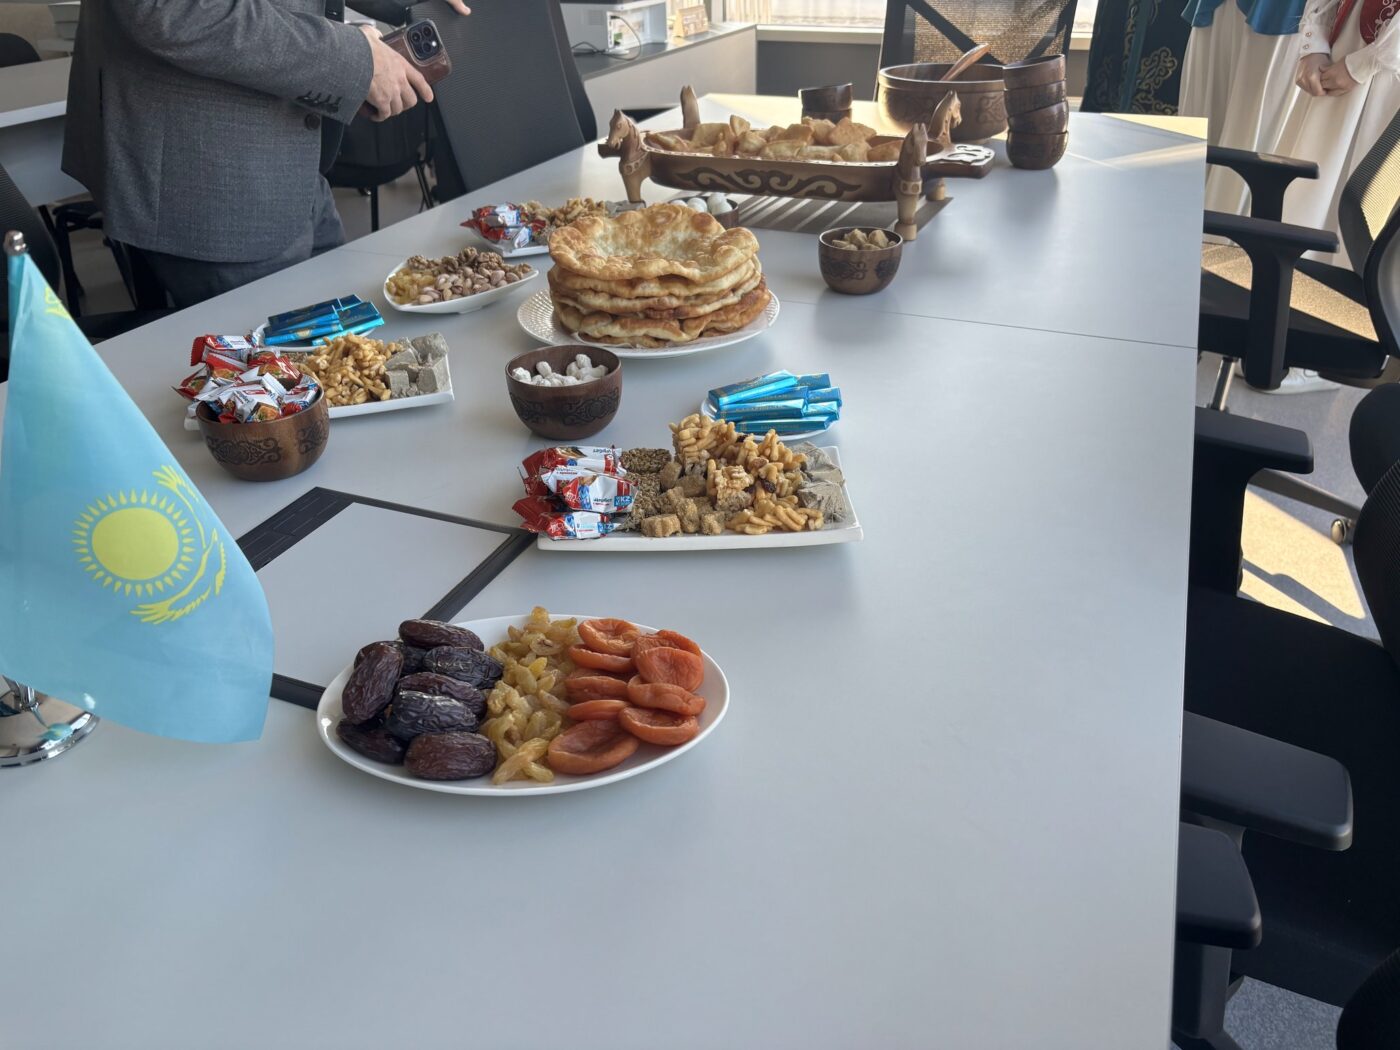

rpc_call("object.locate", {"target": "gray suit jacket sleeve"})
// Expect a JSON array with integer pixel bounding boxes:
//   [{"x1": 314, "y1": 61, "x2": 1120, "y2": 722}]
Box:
[{"x1": 109, "y1": 1, "x2": 374, "y2": 119}]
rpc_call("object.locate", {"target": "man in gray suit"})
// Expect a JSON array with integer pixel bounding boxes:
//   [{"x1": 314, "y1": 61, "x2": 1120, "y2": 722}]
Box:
[{"x1": 63, "y1": 1, "x2": 466, "y2": 307}]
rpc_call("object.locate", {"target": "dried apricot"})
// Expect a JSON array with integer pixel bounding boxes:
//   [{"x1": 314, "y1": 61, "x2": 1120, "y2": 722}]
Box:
[
  {"x1": 567, "y1": 699, "x2": 629, "y2": 721},
  {"x1": 568, "y1": 645, "x2": 635, "y2": 674},
  {"x1": 619, "y1": 706, "x2": 700, "y2": 746},
  {"x1": 634, "y1": 646, "x2": 705, "y2": 692},
  {"x1": 578, "y1": 618, "x2": 639, "y2": 657},
  {"x1": 626, "y1": 676, "x2": 705, "y2": 716},
  {"x1": 634, "y1": 630, "x2": 702, "y2": 660},
  {"x1": 547, "y1": 720, "x2": 640, "y2": 775},
  {"x1": 564, "y1": 672, "x2": 632, "y2": 702}
]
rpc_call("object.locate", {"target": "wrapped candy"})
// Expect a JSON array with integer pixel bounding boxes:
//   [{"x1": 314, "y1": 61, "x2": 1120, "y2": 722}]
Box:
[
  {"x1": 522, "y1": 467, "x2": 633, "y2": 514},
  {"x1": 512, "y1": 497, "x2": 615, "y2": 540}
]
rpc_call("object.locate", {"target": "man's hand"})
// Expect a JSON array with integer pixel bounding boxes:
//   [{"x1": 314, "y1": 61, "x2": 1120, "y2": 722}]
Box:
[
  {"x1": 1296, "y1": 53, "x2": 1329, "y2": 96},
  {"x1": 1320, "y1": 59, "x2": 1360, "y2": 95},
  {"x1": 443, "y1": 1, "x2": 471, "y2": 12},
  {"x1": 359, "y1": 24, "x2": 432, "y2": 120}
]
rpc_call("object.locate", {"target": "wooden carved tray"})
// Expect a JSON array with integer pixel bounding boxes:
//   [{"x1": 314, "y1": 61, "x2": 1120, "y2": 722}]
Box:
[{"x1": 599, "y1": 86, "x2": 994, "y2": 240}]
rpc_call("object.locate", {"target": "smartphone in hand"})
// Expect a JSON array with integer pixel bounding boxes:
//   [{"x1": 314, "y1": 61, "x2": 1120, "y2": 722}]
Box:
[{"x1": 382, "y1": 18, "x2": 452, "y2": 86}]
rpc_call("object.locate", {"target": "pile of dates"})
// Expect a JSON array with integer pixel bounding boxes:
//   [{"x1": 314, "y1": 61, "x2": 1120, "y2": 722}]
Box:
[{"x1": 336, "y1": 619, "x2": 503, "y2": 780}]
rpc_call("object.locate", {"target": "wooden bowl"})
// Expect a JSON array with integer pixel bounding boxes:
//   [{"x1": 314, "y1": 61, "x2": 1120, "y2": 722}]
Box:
[
  {"x1": 505, "y1": 345, "x2": 622, "y2": 440},
  {"x1": 1006, "y1": 130, "x2": 1068, "y2": 170},
  {"x1": 817, "y1": 226, "x2": 904, "y2": 295},
  {"x1": 1006, "y1": 100, "x2": 1069, "y2": 135},
  {"x1": 673, "y1": 196, "x2": 742, "y2": 229},
  {"x1": 1001, "y1": 55, "x2": 1067, "y2": 90},
  {"x1": 877, "y1": 61, "x2": 1007, "y2": 141},
  {"x1": 196, "y1": 388, "x2": 329, "y2": 482},
  {"x1": 1004, "y1": 80, "x2": 1067, "y2": 117},
  {"x1": 800, "y1": 83, "x2": 853, "y2": 123}
]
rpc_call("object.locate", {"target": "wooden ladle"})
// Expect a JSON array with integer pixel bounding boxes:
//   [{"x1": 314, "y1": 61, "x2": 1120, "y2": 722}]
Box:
[{"x1": 944, "y1": 42, "x2": 992, "y2": 81}]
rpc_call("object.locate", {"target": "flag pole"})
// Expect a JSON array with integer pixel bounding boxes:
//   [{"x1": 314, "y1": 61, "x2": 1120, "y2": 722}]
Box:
[{"x1": 1, "y1": 229, "x2": 102, "y2": 766}]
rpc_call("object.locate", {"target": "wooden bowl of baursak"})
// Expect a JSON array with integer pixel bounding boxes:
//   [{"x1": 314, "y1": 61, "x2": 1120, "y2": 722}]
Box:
[
  {"x1": 1001, "y1": 55, "x2": 1066, "y2": 90},
  {"x1": 196, "y1": 389, "x2": 329, "y2": 482},
  {"x1": 505, "y1": 345, "x2": 622, "y2": 440},
  {"x1": 1004, "y1": 80, "x2": 1068, "y2": 117},
  {"x1": 817, "y1": 226, "x2": 904, "y2": 295},
  {"x1": 1006, "y1": 101, "x2": 1069, "y2": 135},
  {"x1": 1006, "y1": 130, "x2": 1068, "y2": 170}
]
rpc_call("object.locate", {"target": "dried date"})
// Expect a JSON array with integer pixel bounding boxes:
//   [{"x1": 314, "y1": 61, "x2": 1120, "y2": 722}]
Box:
[
  {"x1": 423, "y1": 646, "x2": 503, "y2": 688},
  {"x1": 385, "y1": 691, "x2": 480, "y2": 741},
  {"x1": 335, "y1": 719, "x2": 407, "y2": 764},
  {"x1": 341, "y1": 642, "x2": 404, "y2": 724},
  {"x1": 405, "y1": 731, "x2": 497, "y2": 780},
  {"x1": 396, "y1": 673, "x2": 486, "y2": 720},
  {"x1": 399, "y1": 619, "x2": 484, "y2": 652},
  {"x1": 354, "y1": 639, "x2": 427, "y2": 675}
]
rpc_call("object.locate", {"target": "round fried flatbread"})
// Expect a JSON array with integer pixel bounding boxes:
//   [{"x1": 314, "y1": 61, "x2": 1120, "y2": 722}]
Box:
[
  {"x1": 549, "y1": 262, "x2": 764, "y2": 319},
  {"x1": 548, "y1": 255, "x2": 758, "y2": 300},
  {"x1": 556, "y1": 281, "x2": 770, "y2": 347},
  {"x1": 549, "y1": 203, "x2": 759, "y2": 282}
]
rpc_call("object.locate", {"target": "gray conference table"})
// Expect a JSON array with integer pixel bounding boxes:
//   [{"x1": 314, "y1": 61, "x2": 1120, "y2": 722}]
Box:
[{"x1": 3, "y1": 98, "x2": 1203, "y2": 1049}]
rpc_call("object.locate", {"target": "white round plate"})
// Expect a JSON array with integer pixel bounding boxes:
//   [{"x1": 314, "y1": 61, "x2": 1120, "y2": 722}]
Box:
[
  {"x1": 315, "y1": 613, "x2": 729, "y2": 796},
  {"x1": 699, "y1": 398, "x2": 831, "y2": 442},
  {"x1": 383, "y1": 262, "x2": 540, "y2": 315},
  {"x1": 516, "y1": 287, "x2": 780, "y2": 360}
]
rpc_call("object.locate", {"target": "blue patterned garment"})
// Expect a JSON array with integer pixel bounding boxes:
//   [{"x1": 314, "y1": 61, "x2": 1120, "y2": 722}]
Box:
[{"x1": 1183, "y1": 0, "x2": 1307, "y2": 35}]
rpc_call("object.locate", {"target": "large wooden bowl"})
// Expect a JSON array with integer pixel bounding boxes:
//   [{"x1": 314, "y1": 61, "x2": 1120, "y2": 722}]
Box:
[
  {"x1": 877, "y1": 61, "x2": 1007, "y2": 141},
  {"x1": 196, "y1": 390, "x2": 329, "y2": 482}
]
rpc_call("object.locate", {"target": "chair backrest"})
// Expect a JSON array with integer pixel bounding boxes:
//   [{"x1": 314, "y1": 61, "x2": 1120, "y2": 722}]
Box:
[
  {"x1": 412, "y1": 0, "x2": 592, "y2": 195},
  {"x1": 0, "y1": 31, "x2": 41, "y2": 68},
  {"x1": 879, "y1": 0, "x2": 1078, "y2": 68},
  {"x1": 1353, "y1": 433, "x2": 1400, "y2": 670},
  {"x1": 1337, "y1": 946, "x2": 1400, "y2": 1049},
  {"x1": 1, "y1": 159, "x2": 63, "y2": 381},
  {"x1": 1339, "y1": 107, "x2": 1400, "y2": 298}
]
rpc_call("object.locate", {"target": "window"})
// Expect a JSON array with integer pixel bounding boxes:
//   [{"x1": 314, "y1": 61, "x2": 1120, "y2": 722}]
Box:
[{"x1": 725, "y1": 1, "x2": 885, "y2": 26}]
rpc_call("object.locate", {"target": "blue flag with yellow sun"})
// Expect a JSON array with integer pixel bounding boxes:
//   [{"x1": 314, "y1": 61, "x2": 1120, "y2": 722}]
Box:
[{"x1": 0, "y1": 250, "x2": 272, "y2": 742}]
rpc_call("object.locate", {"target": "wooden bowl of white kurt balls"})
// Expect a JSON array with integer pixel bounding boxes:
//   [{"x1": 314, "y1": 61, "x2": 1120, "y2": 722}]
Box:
[{"x1": 504, "y1": 346, "x2": 622, "y2": 440}]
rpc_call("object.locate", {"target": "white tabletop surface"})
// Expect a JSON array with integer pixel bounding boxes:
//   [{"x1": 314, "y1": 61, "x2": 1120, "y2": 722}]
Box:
[
  {"x1": 2, "y1": 98, "x2": 1201, "y2": 1049},
  {"x1": 0, "y1": 55, "x2": 69, "y2": 128}
]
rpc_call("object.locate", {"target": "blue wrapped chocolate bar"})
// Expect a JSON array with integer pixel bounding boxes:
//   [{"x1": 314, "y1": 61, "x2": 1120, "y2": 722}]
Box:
[{"x1": 706, "y1": 370, "x2": 842, "y2": 436}]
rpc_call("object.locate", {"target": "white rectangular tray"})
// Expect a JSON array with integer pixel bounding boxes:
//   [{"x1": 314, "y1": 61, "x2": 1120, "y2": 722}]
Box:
[
  {"x1": 461, "y1": 225, "x2": 550, "y2": 258},
  {"x1": 536, "y1": 446, "x2": 862, "y2": 552},
  {"x1": 182, "y1": 356, "x2": 453, "y2": 429}
]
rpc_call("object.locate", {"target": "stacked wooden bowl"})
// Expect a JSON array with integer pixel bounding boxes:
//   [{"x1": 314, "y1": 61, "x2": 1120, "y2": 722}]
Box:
[{"x1": 1003, "y1": 56, "x2": 1068, "y2": 170}]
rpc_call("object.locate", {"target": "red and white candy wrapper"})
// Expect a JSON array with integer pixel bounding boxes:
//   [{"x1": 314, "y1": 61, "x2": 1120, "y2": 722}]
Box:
[
  {"x1": 190, "y1": 334, "x2": 255, "y2": 367},
  {"x1": 522, "y1": 466, "x2": 633, "y2": 514},
  {"x1": 462, "y1": 204, "x2": 548, "y2": 249},
  {"x1": 513, "y1": 497, "x2": 616, "y2": 540},
  {"x1": 520, "y1": 445, "x2": 623, "y2": 478}
]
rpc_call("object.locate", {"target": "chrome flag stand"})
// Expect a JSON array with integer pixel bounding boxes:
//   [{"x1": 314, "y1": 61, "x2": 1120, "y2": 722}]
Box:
[
  {"x1": 0, "y1": 677, "x2": 97, "y2": 767},
  {"x1": 1, "y1": 231, "x2": 100, "y2": 767}
]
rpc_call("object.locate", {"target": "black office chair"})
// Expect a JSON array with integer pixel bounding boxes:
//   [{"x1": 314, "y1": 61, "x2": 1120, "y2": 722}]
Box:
[
  {"x1": 1338, "y1": 947, "x2": 1400, "y2": 1048},
  {"x1": 1080, "y1": 0, "x2": 1190, "y2": 114},
  {"x1": 411, "y1": 0, "x2": 595, "y2": 198},
  {"x1": 1197, "y1": 108, "x2": 1400, "y2": 542},
  {"x1": 877, "y1": 0, "x2": 1078, "y2": 69},
  {"x1": 326, "y1": 107, "x2": 434, "y2": 232},
  {"x1": 1, "y1": 164, "x2": 169, "y2": 381},
  {"x1": 1183, "y1": 397, "x2": 1400, "y2": 1005}
]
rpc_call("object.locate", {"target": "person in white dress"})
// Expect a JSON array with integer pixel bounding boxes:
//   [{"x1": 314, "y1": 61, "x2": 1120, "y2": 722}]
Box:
[
  {"x1": 1180, "y1": 0, "x2": 1308, "y2": 216},
  {"x1": 1276, "y1": 0, "x2": 1400, "y2": 271}
]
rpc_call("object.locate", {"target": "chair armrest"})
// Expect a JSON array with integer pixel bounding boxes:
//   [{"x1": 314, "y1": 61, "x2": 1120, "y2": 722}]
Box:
[
  {"x1": 1177, "y1": 822, "x2": 1262, "y2": 949},
  {"x1": 1204, "y1": 211, "x2": 1340, "y2": 257},
  {"x1": 1201, "y1": 212, "x2": 1339, "y2": 390},
  {"x1": 1182, "y1": 712, "x2": 1354, "y2": 851},
  {"x1": 1206, "y1": 145, "x2": 1318, "y2": 222},
  {"x1": 1191, "y1": 409, "x2": 1312, "y2": 591}
]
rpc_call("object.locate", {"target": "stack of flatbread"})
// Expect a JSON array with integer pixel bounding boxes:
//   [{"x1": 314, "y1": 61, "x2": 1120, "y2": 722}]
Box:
[
  {"x1": 646, "y1": 114, "x2": 903, "y2": 164},
  {"x1": 547, "y1": 203, "x2": 770, "y2": 348}
]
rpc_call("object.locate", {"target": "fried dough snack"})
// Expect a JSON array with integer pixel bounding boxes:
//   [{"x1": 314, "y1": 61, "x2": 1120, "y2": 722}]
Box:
[
  {"x1": 297, "y1": 333, "x2": 393, "y2": 406},
  {"x1": 548, "y1": 203, "x2": 759, "y2": 282},
  {"x1": 645, "y1": 115, "x2": 887, "y2": 163},
  {"x1": 480, "y1": 607, "x2": 578, "y2": 784}
]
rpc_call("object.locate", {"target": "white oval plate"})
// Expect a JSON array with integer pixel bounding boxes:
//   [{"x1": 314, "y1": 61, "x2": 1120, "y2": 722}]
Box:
[
  {"x1": 700, "y1": 398, "x2": 831, "y2": 442},
  {"x1": 316, "y1": 613, "x2": 729, "y2": 796},
  {"x1": 383, "y1": 263, "x2": 540, "y2": 315},
  {"x1": 516, "y1": 287, "x2": 780, "y2": 360}
]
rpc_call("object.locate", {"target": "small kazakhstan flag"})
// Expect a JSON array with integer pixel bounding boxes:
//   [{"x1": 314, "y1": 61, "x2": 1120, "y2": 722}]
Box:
[{"x1": 0, "y1": 244, "x2": 272, "y2": 742}]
